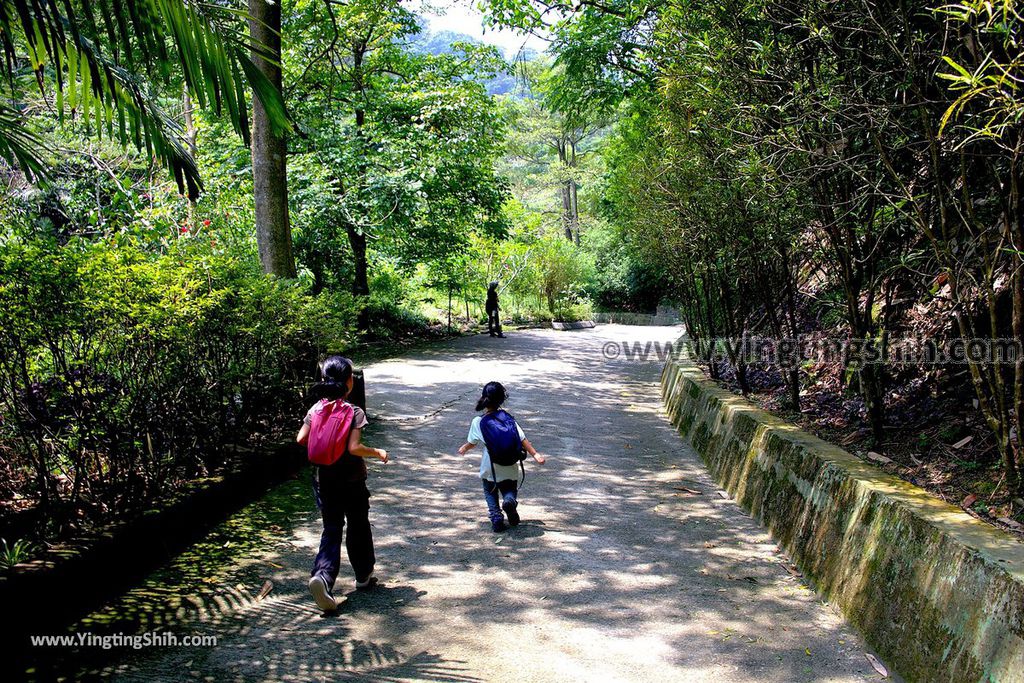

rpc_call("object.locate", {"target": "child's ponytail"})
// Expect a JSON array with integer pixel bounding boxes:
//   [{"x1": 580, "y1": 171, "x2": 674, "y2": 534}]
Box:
[
  {"x1": 310, "y1": 355, "x2": 353, "y2": 401},
  {"x1": 475, "y1": 381, "x2": 507, "y2": 412}
]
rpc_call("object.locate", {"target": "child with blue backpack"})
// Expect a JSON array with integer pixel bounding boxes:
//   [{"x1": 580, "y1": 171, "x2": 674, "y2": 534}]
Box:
[
  {"x1": 297, "y1": 356, "x2": 389, "y2": 612},
  {"x1": 458, "y1": 382, "x2": 545, "y2": 532}
]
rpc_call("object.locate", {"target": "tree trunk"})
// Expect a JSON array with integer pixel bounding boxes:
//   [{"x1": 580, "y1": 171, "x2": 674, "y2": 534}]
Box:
[
  {"x1": 183, "y1": 86, "x2": 198, "y2": 224},
  {"x1": 569, "y1": 179, "x2": 580, "y2": 245},
  {"x1": 346, "y1": 223, "x2": 370, "y2": 330},
  {"x1": 557, "y1": 139, "x2": 575, "y2": 241},
  {"x1": 249, "y1": 0, "x2": 295, "y2": 278},
  {"x1": 349, "y1": 39, "x2": 371, "y2": 329},
  {"x1": 346, "y1": 224, "x2": 370, "y2": 297},
  {"x1": 561, "y1": 181, "x2": 574, "y2": 241},
  {"x1": 447, "y1": 287, "x2": 453, "y2": 333},
  {"x1": 182, "y1": 86, "x2": 197, "y2": 156},
  {"x1": 859, "y1": 361, "x2": 886, "y2": 447}
]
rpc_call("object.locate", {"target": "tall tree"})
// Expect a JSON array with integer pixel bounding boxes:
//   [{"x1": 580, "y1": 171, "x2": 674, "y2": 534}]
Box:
[
  {"x1": 286, "y1": 0, "x2": 508, "y2": 316},
  {"x1": 506, "y1": 63, "x2": 604, "y2": 244},
  {"x1": 249, "y1": 0, "x2": 295, "y2": 278}
]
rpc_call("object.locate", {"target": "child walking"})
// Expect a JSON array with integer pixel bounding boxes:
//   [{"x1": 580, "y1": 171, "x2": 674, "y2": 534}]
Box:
[
  {"x1": 297, "y1": 356, "x2": 388, "y2": 612},
  {"x1": 458, "y1": 382, "x2": 545, "y2": 532}
]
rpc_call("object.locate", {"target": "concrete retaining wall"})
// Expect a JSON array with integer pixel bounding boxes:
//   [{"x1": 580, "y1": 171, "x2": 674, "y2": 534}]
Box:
[
  {"x1": 552, "y1": 320, "x2": 596, "y2": 330},
  {"x1": 661, "y1": 358, "x2": 1024, "y2": 682}
]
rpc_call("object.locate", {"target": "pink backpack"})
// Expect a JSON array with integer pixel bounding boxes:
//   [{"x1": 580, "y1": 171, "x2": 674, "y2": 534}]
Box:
[{"x1": 307, "y1": 399, "x2": 355, "y2": 466}]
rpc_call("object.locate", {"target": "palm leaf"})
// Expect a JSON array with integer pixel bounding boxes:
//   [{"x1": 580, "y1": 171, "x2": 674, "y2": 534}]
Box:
[
  {"x1": 0, "y1": 0, "x2": 289, "y2": 197},
  {"x1": 0, "y1": 100, "x2": 45, "y2": 180}
]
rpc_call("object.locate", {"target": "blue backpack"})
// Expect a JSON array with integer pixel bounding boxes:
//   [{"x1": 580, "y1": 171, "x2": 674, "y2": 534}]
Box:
[{"x1": 480, "y1": 410, "x2": 527, "y2": 485}]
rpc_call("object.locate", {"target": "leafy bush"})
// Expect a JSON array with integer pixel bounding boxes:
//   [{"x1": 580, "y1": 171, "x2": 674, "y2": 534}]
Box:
[
  {"x1": 0, "y1": 538, "x2": 34, "y2": 569},
  {"x1": 535, "y1": 233, "x2": 596, "y2": 314},
  {"x1": 509, "y1": 306, "x2": 554, "y2": 325},
  {"x1": 554, "y1": 300, "x2": 594, "y2": 323},
  {"x1": 362, "y1": 297, "x2": 435, "y2": 341},
  {"x1": 0, "y1": 237, "x2": 356, "y2": 538}
]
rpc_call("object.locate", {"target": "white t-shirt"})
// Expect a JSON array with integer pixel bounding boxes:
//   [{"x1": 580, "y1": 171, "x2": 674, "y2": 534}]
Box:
[{"x1": 469, "y1": 414, "x2": 526, "y2": 482}]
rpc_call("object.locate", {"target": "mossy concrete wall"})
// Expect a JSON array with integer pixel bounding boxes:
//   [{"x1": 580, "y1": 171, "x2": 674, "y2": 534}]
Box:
[{"x1": 662, "y1": 358, "x2": 1024, "y2": 682}]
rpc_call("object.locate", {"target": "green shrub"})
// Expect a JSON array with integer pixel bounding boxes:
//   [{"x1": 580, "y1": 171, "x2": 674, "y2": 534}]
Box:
[
  {"x1": 554, "y1": 300, "x2": 594, "y2": 323},
  {"x1": 362, "y1": 297, "x2": 434, "y2": 341},
  {"x1": 0, "y1": 237, "x2": 357, "y2": 538},
  {"x1": 0, "y1": 537, "x2": 35, "y2": 569}
]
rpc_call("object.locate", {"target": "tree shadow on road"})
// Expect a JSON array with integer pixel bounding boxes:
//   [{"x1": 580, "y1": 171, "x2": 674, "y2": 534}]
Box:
[{"x1": 33, "y1": 328, "x2": 880, "y2": 682}]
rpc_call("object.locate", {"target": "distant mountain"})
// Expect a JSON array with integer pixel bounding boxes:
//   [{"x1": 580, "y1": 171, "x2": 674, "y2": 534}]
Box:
[
  {"x1": 409, "y1": 26, "x2": 533, "y2": 96},
  {"x1": 412, "y1": 29, "x2": 480, "y2": 56}
]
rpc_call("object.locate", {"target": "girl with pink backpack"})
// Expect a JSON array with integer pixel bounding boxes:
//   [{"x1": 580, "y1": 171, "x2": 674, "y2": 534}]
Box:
[{"x1": 296, "y1": 355, "x2": 389, "y2": 612}]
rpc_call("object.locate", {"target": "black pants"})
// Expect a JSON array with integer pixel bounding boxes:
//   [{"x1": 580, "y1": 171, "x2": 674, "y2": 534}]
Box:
[
  {"x1": 487, "y1": 308, "x2": 502, "y2": 336},
  {"x1": 311, "y1": 469, "x2": 375, "y2": 588}
]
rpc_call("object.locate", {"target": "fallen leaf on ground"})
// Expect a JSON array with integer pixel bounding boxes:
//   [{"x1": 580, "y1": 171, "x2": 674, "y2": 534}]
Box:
[
  {"x1": 674, "y1": 487, "x2": 702, "y2": 494},
  {"x1": 265, "y1": 561, "x2": 283, "y2": 569},
  {"x1": 865, "y1": 652, "x2": 889, "y2": 677},
  {"x1": 961, "y1": 494, "x2": 978, "y2": 509},
  {"x1": 952, "y1": 436, "x2": 973, "y2": 449},
  {"x1": 717, "y1": 491, "x2": 729, "y2": 499},
  {"x1": 257, "y1": 580, "x2": 273, "y2": 600},
  {"x1": 867, "y1": 451, "x2": 893, "y2": 465},
  {"x1": 997, "y1": 517, "x2": 1023, "y2": 530},
  {"x1": 805, "y1": 648, "x2": 812, "y2": 656},
  {"x1": 781, "y1": 562, "x2": 803, "y2": 578}
]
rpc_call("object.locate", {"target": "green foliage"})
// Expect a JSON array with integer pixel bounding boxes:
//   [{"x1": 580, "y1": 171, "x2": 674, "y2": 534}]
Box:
[
  {"x1": 581, "y1": 219, "x2": 667, "y2": 311},
  {"x1": 285, "y1": 0, "x2": 509, "y2": 297},
  {"x1": 535, "y1": 232, "x2": 595, "y2": 315},
  {"x1": 0, "y1": 0, "x2": 289, "y2": 196},
  {"x1": 0, "y1": 537, "x2": 34, "y2": 569},
  {"x1": 0, "y1": 236, "x2": 356, "y2": 534}
]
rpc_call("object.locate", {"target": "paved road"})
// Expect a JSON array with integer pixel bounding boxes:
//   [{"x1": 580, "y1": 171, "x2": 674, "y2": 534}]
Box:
[{"x1": 69, "y1": 326, "x2": 887, "y2": 682}]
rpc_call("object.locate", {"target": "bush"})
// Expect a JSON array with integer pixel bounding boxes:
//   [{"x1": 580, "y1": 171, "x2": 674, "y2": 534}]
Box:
[
  {"x1": 362, "y1": 297, "x2": 435, "y2": 341},
  {"x1": 509, "y1": 305, "x2": 554, "y2": 325},
  {"x1": 554, "y1": 300, "x2": 594, "y2": 323},
  {"x1": 0, "y1": 237, "x2": 356, "y2": 538}
]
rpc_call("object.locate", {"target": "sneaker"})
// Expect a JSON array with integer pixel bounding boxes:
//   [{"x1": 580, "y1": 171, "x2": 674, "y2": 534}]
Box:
[
  {"x1": 491, "y1": 519, "x2": 508, "y2": 533},
  {"x1": 308, "y1": 574, "x2": 337, "y2": 612},
  {"x1": 355, "y1": 573, "x2": 379, "y2": 590},
  {"x1": 503, "y1": 498, "x2": 520, "y2": 526}
]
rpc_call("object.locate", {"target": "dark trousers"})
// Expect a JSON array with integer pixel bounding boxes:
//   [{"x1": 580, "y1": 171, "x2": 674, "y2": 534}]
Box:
[
  {"x1": 487, "y1": 308, "x2": 502, "y2": 336},
  {"x1": 311, "y1": 469, "x2": 375, "y2": 589},
  {"x1": 482, "y1": 479, "x2": 518, "y2": 525}
]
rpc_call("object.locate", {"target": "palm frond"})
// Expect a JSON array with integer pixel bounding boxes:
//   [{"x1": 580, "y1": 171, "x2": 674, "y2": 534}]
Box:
[
  {"x1": 0, "y1": 99, "x2": 45, "y2": 180},
  {"x1": 0, "y1": 0, "x2": 289, "y2": 197}
]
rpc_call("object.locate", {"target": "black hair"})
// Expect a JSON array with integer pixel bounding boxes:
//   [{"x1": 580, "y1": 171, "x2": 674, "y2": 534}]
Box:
[
  {"x1": 311, "y1": 355, "x2": 353, "y2": 401},
  {"x1": 475, "y1": 381, "x2": 507, "y2": 412}
]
